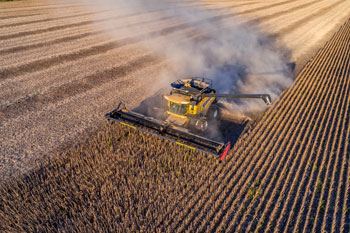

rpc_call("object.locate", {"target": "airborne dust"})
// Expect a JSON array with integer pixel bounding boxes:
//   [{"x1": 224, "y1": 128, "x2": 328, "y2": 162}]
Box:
[
  {"x1": 66, "y1": 0, "x2": 293, "y2": 139},
  {"x1": 67, "y1": 0, "x2": 292, "y2": 111}
]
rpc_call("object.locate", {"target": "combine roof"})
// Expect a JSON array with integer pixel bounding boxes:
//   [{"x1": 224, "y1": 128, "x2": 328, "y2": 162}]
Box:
[{"x1": 171, "y1": 77, "x2": 213, "y2": 95}]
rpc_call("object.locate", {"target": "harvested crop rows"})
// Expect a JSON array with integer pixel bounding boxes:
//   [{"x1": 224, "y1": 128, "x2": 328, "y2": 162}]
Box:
[{"x1": 0, "y1": 0, "x2": 350, "y2": 232}]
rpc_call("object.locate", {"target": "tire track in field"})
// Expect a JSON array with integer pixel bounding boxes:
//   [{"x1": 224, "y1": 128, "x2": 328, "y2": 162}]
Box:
[
  {"x1": 0, "y1": 15, "x2": 184, "y2": 79},
  {"x1": 1, "y1": 25, "x2": 199, "y2": 116},
  {"x1": 1, "y1": 11, "x2": 260, "y2": 119},
  {"x1": 0, "y1": 13, "x2": 44, "y2": 20},
  {"x1": 277, "y1": 0, "x2": 345, "y2": 36},
  {"x1": 0, "y1": 4, "x2": 88, "y2": 13},
  {"x1": 0, "y1": 1, "x2": 260, "y2": 53},
  {"x1": 236, "y1": 0, "x2": 298, "y2": 16},
  {"x1": 0, "y1": 14, "x2": 173, "y2": 57},
  {"x1": 0, "y1": 55, "x2": 158, "y2": 123},
  {"x1": 0, "y1": 5, "x2": 175, "y2": 41},
  {"x1": 0, "y1": 11, "x2": 236, "y2": 80},
  {"x1": 0, "y1": 0, "x2": 321, "y2": 70},
  {"x1": 0, "y1": 18, "x2": 175, "y2": 80},
  {"x1": 0, "y1": 12, "x2": 131, "y2": 41},
  {"x1": 214, "y1": 1, "x2": 259, "y2": 9},
  {"x1": 0, "y1": 3, "x2": 66, "y2": 10},
  {"x1": 0, "y1": 40, "x2": 124, "y2": 79},
  {"x1": 246, "y1": 0, "x2": 323, "y2": 25},
  {"x1": 0, "y1": 1, "x2": 102, "y2": 10},
  {"x1": 0, "y1": 3, "x2": 52, "y2": 10},
  {"x1": 0, "y1": 1, "x2": 321, "y2": 79},
  {"x1": 0, "y1": 2, "x2": 208, "y2": 30},
  {"x1": 0, "y1": 10, "x2": 109, "y2": 29},
  {"x1": 0, "y1": 18, "x2": 105, "y2": 41},
  {"x1": 0, "y1": 0, "x2": 301, "y2": 42},
  {"x1": 0, "y1": 31, "x2": 102, "y2": 55}
]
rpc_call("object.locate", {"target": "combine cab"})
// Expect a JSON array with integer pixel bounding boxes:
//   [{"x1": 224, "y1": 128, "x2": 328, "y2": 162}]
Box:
[{"x1": 105, "y1": 77, "x2": 271, "y2": 160}]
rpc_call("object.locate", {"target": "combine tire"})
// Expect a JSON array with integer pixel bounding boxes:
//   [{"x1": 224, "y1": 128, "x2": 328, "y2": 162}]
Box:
[{"x1": 207, "y1": 106, "x2": 220, "y2": 121}]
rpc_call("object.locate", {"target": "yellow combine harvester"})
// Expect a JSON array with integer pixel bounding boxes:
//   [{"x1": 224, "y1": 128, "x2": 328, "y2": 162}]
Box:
[{"x1": 106, "y1": 78, "x2": 271, "y2": 160}]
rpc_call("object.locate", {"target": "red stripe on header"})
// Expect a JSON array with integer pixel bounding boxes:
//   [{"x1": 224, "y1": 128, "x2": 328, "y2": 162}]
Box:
[{"x1": 220, "y1": 142, "x2": 231, "y2": 160}]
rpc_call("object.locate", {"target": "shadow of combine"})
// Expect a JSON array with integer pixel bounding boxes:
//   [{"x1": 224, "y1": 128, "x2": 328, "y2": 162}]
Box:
[{"x1": 214, "y1": 117, "x2": 248, "y2": 146}]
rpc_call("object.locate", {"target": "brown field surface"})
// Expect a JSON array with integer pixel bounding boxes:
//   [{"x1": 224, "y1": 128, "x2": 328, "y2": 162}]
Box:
[{"x1": 0, "y1": 0, "x2": 349, "y2": 232}]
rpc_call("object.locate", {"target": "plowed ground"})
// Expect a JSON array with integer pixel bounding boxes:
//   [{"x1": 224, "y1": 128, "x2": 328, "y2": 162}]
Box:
[{"x1": 0, "y1": 0, "x2": 349, "y2": 232}]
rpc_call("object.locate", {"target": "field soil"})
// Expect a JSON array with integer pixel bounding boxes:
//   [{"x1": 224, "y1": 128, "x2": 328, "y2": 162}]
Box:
[
  {"x1": 1, "y1": 0, "x2": 350, "y2": 180},
  {"x1": 0, "y1": 0, "x2": 350, "y2": 232}
]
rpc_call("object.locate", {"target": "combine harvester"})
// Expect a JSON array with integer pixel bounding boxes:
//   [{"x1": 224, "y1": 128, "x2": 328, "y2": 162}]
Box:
[{"x1": 106, "y1": 78, "x2": 271, "y2": 160}]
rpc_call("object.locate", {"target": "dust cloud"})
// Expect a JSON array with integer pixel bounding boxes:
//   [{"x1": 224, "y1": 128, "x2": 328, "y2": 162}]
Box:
[{"x1": 66, "y1": 0, "x2": 293, "y2": 113}]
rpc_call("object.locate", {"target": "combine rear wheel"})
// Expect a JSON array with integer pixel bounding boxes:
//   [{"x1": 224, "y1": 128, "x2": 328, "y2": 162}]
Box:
[{"x1": 207, "y1": 105, "x2": 220, "y2": 120}]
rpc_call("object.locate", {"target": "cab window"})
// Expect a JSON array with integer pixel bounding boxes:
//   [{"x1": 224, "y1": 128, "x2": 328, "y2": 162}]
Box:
[{"x1": 169, "y1": 102, "x2": 187, "y2": 115}]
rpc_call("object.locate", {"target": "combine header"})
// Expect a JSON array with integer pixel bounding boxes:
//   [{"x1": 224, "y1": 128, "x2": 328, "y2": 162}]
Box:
[{"x1": 105, "y1": 78, "x2": 271, "y2": 160}]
